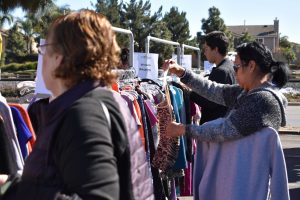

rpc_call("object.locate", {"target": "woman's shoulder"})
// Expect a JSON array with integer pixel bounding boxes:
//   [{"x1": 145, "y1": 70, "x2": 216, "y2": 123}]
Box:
[{"x1": 246, "y1": 87, "x2": 286, "y2": 109}]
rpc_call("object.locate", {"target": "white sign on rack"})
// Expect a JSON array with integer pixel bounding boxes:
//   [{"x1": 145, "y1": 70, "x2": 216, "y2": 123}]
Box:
[
  {"x1": 133, "y1": 52, "x2": 158, "y2": 80},
  {"x1": 35, "y1": 39, "x2": 52, "y2": 96},
  {"x1": 172, "y1": 54, "x2": 192, "y2": 70}
]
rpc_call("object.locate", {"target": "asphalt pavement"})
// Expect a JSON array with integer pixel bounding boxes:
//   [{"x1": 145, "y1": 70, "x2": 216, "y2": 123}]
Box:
[{"x1": 280, "y1": 134, "x2": 300, "y2": 200}]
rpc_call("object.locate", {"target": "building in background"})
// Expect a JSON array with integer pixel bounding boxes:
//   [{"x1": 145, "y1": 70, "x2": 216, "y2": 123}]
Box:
[{"x1": 227, "y1": 18, "x2": 280, "y2": 53}]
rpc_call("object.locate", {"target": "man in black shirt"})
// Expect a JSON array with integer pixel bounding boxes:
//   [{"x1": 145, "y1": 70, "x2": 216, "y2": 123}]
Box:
[{"x1": 191, "y1": 31, "x2": 236, "y2": 124}]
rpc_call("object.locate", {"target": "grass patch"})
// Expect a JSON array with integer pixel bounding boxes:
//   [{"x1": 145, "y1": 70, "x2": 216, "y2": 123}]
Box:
[{"x1": 284, "y1": 93, "x2": 300, "y2": 102}]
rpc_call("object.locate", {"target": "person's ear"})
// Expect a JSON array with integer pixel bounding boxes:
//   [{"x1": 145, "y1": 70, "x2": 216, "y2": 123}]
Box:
[
  {"x1": 214, "y1": 47, "x2": 219, "y2": 54},
  {"x1": 249, "y1": 60, "x2": 256, "y2": 73},
  {"x1": 54, "y1": 54, "x2": 64, "y2": 68}
]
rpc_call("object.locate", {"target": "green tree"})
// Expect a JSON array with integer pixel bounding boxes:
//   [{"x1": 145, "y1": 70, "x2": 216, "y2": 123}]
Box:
[
  {"x1": 17, "y1": 19, "x2": 35, "y2": 54},
  {"x1": 0, "y1": 12, "x2": 13, "y2": 28},
  {"x1": 93, "y1": 0, "x2": 130, "y2": 48},
  {"x1": 197, "y1": 6, "x2": 233, "y2": 60},
  {"x1": 281, "y1": 48, "x2": 296, "y2": 64},
  {"x1": 122, "y1": 0, "x2": 162, "y2": 52},
  {"x1": 0, "y1": 0, "x2": 53, "y2": 13},
  {"x1": 200, "y1": 6, "x2": 227, "y2": 34},
  {"x1": 235, "y1": 32, "x2": 255, "y2": 46},
  {"x1": 27, "y1": 3, "x2": 71, "y2": 39},
  {"x1": 94, "y1": 0, "x2": 122, "y2": 27},
  {"x1": 280, "y1": 36, "x2": 296, "y2": 64},
  {"x1": 163, "y1": 7, "x2": 190, "y2": 43},
  {"x1": 280, "y1": 36, "x2": 292, "y2": 48},
  {"x1": 5, "y1": 24, "x2": 26, "y2": 63},
  {"x1": 149, "y1": 20, "x2": 173, "y2": 66}
]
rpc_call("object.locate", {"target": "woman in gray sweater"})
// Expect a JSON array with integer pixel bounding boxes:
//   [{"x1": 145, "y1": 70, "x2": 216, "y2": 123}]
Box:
[
  {"x1": 163, "y1": 41, "x2": 290, "y2": 141},
  {"x1": 163, "y1": 41, "x2": 290, "y2": 200}
]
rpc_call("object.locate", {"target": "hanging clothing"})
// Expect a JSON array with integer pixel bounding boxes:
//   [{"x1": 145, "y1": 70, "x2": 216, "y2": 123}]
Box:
[
  {"x1": 0, "y1": 115, "x2": 18, "y2": 174},
  {"x1": 116, "y1": 92, "x2": 155, "y2": 200},
  {"x1": 193, "y1": 127, "x2": 289, "y2": 200},
  {"x1": 10, "y1": 107, "x2": 32, "y2": 159},
  {"x1": 9, "y1": 103, "x2": 36, "y2": 149},
  {"x1": 169, "y1": 86, "x2": 187, "y2": 170},
  {"x1": 0, "y1": 94, "x2": 24, "y2": 173},
  {"x1": 152, "y1": 85, "x2": 180, "y2": 172}
]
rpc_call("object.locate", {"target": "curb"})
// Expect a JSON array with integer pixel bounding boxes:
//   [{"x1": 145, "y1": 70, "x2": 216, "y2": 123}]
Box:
[
  {"x1": 279, "y1": 127, "x2": 300, "y2": 135},
  {"x1": 288, "y1": 102, "x2": 300, "y2": 106},
  {"x1": 279, "y1": 130, "x2": 300, "y2": 135}
]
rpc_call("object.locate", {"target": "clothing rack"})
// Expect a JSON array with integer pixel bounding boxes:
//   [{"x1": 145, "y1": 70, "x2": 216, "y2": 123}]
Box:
[
  {"x1": 181, "y1": 44, "x2": 201, "y2": 69},
  {"x1": 145, "y1": 35, "x2": 181, "y2": 64},
  {"x1": 113, "y1": 69, "x2": 136, "y2": 80},
  {"x1": 112, "y1": 27, "x2": 134, "y2": 67}
]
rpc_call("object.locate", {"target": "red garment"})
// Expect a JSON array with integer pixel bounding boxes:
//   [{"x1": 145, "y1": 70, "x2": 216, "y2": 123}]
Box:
[
  {"x1": 111, "y1": 82, "x2": 119, "y2": 93},
  {"x1": 8, "y1": 103, "x2": 36, "y2": 152}
]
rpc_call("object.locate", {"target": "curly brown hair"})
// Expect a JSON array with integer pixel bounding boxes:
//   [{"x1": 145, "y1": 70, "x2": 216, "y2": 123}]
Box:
[{"x1": 47, "y1": 9, "x2": 120, "y2": 87}]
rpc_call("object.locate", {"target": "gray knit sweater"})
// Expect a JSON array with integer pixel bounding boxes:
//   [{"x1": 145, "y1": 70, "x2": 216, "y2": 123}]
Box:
[{"x1": 181, "y1": 69, "x2": 287, "y2": 142}]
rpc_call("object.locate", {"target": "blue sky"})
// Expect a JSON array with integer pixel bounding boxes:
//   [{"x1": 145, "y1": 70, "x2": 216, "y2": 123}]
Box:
[{"x1": 14, "y1": 0, "x2": 300, "y2": 43}]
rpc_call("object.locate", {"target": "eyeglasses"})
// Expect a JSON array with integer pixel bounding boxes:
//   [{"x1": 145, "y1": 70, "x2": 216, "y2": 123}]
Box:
[{"x1": 37, "y1": 43, "x2": 56, "y2": 55}]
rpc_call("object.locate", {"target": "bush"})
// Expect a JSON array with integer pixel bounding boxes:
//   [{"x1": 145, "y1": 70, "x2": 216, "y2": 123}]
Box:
[
  {"x1": 14, "y1": 54, "x2": 39, "y2": 63},
  {"x1": 0, "y1": 87, "x2": 19, "y2": 97},
  {"x1": 0, "y1": 61, "x2": 37, "y2": 73},
  {"x1": 289, "y1": 64, "x2": 300, "y2": 70},
  {"x1": 284, "y1": 93, "x2": 300, "y2": 102}
]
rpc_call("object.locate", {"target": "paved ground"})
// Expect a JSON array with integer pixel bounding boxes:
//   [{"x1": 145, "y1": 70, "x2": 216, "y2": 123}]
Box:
[
  {"x1": 284, "y1": 104, "x2": 300, "y2": 127},
  {"x1": 280, "y1": 134, "x2": 300, "y2": 200}
]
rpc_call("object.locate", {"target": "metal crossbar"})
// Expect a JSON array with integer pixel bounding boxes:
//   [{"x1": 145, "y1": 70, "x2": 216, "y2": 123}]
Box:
[
  {"x1": 145, "y1": 35, "x2": 181, "y2": 64},
  {"x1": 181, "y1": 44, "x2": 201, "y2": 69}
]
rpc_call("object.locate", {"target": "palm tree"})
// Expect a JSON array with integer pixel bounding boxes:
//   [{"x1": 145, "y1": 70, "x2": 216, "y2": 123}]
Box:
[
  {"x1": 0, "y1": 13, "x2": 13, "y2": 29},
  {"x1": 27, "y1": 2, "x2": 71, "y2": 38},
  {"x1": 17, "y1": 19, "x2": 35, "y2": 54},
  {"x1": 0, "y1": 0, "x2": 54, "y2": 13}
]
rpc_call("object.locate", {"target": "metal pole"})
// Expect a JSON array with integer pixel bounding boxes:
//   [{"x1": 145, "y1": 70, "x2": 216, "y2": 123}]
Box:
[
  {"x1": 182, "y1": 44, "x2": 201, "y2": 69},
  {"x1": 112, "y1": 27, "x2": 134, "y2": 67},
  {"x1": 145, "y1": 36, "x2": 150, "y2": 54},
  {"x1": 145, "y1": 35, "x2": 181, "y2": 63}
]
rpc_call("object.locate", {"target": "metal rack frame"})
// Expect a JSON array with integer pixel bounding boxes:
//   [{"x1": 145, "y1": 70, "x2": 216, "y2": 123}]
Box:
[
  {"x1": 145, "y1": 35, "x2": 181, "y2": 64},
  {"x1": 112, "y1": 27, "x2": 134, "y2": 67},
  {"x1": 181, "y1": 44, "x2": 201, "y2": 69}
]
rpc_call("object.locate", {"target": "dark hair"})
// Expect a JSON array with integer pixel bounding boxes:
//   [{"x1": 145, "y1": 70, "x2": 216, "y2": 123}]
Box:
[
  {"x1": 236, "y1": 42, "x2": 290, "y2": 88},
  {"x1": 204, "y1": 31, "x2": 229, "y2": 56},
  {"x1": 48, "y1": 9, "x2": 120, "y2": 87},
  {"x1": 120, "y1": 48, "x2": 129, "y2": 66}
]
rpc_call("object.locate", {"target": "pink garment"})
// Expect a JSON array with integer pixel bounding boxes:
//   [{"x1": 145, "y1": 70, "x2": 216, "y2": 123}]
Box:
[
  {"x1": 144, "y1": 100, "x2": 158, "y2": 128},
  {"x1": 181, "y1": 162, "x2": 192, "y2": 196}
]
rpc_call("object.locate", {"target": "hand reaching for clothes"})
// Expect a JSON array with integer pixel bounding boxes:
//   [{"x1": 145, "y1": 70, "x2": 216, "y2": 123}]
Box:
[
  {"x1": 166, "y1": 121, "x2": 186, "y2": 137},
  {"x1": 162, "y1": 59, "x2": 186, "y2": 77}
]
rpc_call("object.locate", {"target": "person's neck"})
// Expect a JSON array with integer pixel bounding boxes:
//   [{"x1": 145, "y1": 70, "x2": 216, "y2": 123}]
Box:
[
  {"x1": 214, "y1": 55, "x2": 226, "y2": 66},
  {"x1": 51, "y1": 80, "x2": 69, "y2": 99},
  {"x1": 247, "y1": 75, "x2": 269, "y2": 92}
]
